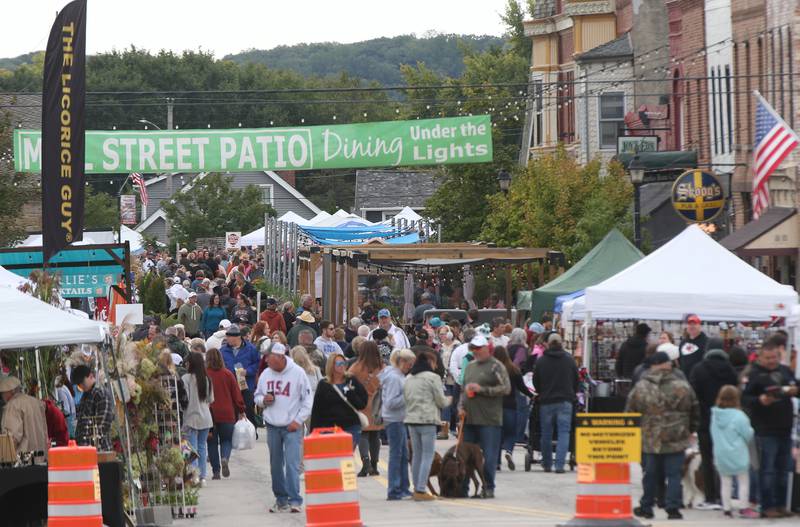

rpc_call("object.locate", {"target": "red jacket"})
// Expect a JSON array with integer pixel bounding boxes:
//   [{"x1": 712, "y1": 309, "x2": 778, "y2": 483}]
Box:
[
  {"x1": 259, "y1": 309, "x2": 287, "y2": 335},
  {"x1": 44, "y1": 399, "x2": 69, "y2": 447},
  {"x1": 207, "y1": 368, "x2": 246, "y2": 423}
]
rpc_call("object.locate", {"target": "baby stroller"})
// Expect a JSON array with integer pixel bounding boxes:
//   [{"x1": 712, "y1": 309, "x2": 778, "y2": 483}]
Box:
[{"x1": 524, "y1": 398, "x2": 577, "y2": 472}]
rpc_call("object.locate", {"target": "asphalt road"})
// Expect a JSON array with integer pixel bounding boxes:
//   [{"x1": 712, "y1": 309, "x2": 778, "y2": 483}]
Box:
[{"x1": 186, "y1": 434, "x2": 794, "y2": 527}]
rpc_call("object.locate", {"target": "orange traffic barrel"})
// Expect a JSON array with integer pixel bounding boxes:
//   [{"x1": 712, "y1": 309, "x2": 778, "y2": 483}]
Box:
[
  {"x1": 48, "y1": 440, "x2": 103, "y2": 527},
  {"x1": 559, "y1": 463, "x2": 644, "y2": 527},
  {"x1": 304, "y1": 427, "x2": 362, "y2": 527}
]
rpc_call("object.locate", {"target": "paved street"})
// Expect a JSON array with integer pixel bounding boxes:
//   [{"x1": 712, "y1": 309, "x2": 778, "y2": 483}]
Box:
[{"x1": 183, "y1": 436, "x2": 794, "y2": 527}]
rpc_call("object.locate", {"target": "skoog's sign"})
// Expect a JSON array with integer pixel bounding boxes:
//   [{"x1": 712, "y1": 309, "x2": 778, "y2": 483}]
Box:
[
  {"x1": 671, "y1": 169, "x2": 725, "y2": 223},
  {"x1": 14, "y1": 115, "x2": 493, "y2": 173}
]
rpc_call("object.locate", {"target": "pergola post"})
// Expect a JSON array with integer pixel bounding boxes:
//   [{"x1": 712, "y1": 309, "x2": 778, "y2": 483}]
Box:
[{"x1": 504, "y1": 264, "x2": 513, "y2": 322}]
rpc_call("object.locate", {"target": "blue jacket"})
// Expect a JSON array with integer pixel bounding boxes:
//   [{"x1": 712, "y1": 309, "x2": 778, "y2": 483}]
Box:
[
  {"x1": 220, "y1": 341, "x2": 260, "y2": 392},
  {"x1": 201, "y1": 306, "x2": 227, "y2": 335},
  {"x1": 378, "y1": 366, "x2": 406, "y2": 423},
  {"x1": 710, "y1": 407, "x2": 754, "y2": 476}
]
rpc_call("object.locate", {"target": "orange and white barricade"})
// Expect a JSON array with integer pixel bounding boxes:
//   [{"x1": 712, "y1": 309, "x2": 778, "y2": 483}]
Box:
[
  {"x1": 560, "y1": 412, "x2": 644, "y2": 526},
  {"x1": 48, "y1": 440, "x2": 103, "y2": 527},
  {"x1": 304, "y1": 427, "x2": 362, "y2": 527}
]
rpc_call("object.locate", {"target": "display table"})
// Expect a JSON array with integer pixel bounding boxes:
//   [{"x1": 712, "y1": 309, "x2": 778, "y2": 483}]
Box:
[{"x1": 0, "y1": 465, "x2": 47, "y2": 526}]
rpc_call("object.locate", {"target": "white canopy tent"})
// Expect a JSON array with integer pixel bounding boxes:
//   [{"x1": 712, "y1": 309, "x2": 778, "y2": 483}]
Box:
[
  {"x1": 386, "y1": 206, "x2": 423, "y2": 223},
  {"x1": 569, "y1": 225, "x2": 798, "y2": 322},
  {"x1": 240, "y1": 226, "x2": 266, "y2": 247},
  {"x1": 0, "y1": 264, "x2": 28, "y2": 289},
  {"x1": 311, "y1": 211, "x2": 374, "y2": 228},
  {"x1": 307, "y1": 211, "x2": 332, "y2": 226},
  {"x1": 0, "y1": 286, "x2": 107, "y2": 349},
  {"x1": 278, "y1": 211, "x2": 313, "y2": 225}
]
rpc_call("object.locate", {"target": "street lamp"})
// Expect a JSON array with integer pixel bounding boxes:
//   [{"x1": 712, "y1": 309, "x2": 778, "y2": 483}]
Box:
[
  {"x1": 138, "y1": 118, "x2": 161, "y2": 130},
  {"x1": 629, "y1": 156, "x2": 645, "y2": 249},
  {"x1": 497, "y1": 169, "x2": 512, "y2": 193}
]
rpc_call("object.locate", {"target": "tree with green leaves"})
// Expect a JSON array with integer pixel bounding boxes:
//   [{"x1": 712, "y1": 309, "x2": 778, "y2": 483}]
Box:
[
  {"x1": 480, "y1": 147, "x2": 634, "y2": 263},
  {"x1": 500, "y1": 0, "x2": 532, "y2": 62},
  {"x1": 0, "y1": 110, "x2": 38, "y2": 247},
  {"x1": 161, "y1": 173, "x2": 275, "y2": 247},
  {"x1": 83, "y1": 186, "x2": 119, "y2": 230}
]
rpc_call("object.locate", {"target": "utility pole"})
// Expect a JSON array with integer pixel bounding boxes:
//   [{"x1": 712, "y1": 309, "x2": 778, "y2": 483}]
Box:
[{"x1": 166, "y1": 97, "x2": 175, "y2": 195}]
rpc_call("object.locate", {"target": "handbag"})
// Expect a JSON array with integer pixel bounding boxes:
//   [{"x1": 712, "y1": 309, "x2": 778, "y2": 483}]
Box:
[
  {"x1": 330, "y1": 381, "x2": 369, "y2": 428},
  {"x1": 371, "y1": 385, "x2": 383, "y2": 426}
]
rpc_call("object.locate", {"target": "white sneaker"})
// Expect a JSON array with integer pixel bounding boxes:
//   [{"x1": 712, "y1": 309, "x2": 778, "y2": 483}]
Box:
[
  {"x1": 269, "y1": 502, "x2": 290, "y2": 513},
  {"x1": 695, "y1": 502, "x2": 722, "y2": 510},
  {"x1": 199, "y1": 478, "x2": 206, "y2": 488}
]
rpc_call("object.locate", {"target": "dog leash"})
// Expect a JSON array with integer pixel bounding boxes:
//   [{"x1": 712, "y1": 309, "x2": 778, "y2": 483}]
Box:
[{"x1": 456, "y1": 412, "x2": 465, "y2": 448}]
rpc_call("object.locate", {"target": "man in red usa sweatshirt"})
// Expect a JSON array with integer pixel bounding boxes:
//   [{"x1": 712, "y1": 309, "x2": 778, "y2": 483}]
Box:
[{"x1": 254, "y1": 343, "x2": 312, "y2": 514}]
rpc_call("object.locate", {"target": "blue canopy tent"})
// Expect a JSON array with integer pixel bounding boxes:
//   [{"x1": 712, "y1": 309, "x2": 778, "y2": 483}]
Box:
[
  {"x1": 554, "y1": 289, "x2": 585, "y2": 314},
  {"x1": 299, "y1": 224, "x2": 420, "y2": 246}
]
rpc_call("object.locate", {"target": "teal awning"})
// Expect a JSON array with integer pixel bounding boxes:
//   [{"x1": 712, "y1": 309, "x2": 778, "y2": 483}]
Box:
[{"x1": 616, "y1": 151, "x2": 698, "y2": 171}]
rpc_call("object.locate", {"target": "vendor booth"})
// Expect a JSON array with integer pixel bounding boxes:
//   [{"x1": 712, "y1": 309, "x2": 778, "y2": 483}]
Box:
[
  {"x1": 522, "y1": 229, "x2": 643, "y2": 320},
  {"x1": 563, "y1": 225, "x2": 800, "y2": 409}
]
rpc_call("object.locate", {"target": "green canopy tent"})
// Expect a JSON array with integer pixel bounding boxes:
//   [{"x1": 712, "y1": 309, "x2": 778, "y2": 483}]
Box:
[{"x1": 519, "y1": 229, "x2": 643, "y2": 320}]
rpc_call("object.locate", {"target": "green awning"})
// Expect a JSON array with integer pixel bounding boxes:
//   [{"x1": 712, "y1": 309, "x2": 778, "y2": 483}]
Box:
[
  {"x1": 616, "y1": 151, "x2": 698, "y2": 171},
  {"x1": 521, "y1": 229, "x2": 644, "y2": 319}
]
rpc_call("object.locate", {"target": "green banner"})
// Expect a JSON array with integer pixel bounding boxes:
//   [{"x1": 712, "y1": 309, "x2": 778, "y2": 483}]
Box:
[{"x1": 14, "y1": 115, "x2": 492, "y2": 173}]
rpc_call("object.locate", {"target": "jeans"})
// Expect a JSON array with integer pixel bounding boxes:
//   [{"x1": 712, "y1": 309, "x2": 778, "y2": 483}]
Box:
[
  {"x1": 385, "y1": 421, "x2": 410, "y2": 499},
  {"x1": 501, "y1": 408, "x2": 518, "y2": 454},
  {"x1": 186, "y1": 427, "x2": 210, "y2": 480},
  {"x1": 514, "y1": 392, "x2": 529, "y2": 442},
  {"x1": 358, "y1": 430, "x2": 381, "y2": 467},
  {"x1": 343, "y1": 424, "x2": 361, "y2": 451},
  {"x1": 539, "y1": 401, "x2": 572, "y2": 471},
  {"x1": 442, "y1": 385, "x2": 454, "y2": 424},
  {"x1": 207, "y1": 422, "x2": 235, "y2": 475},
  {"x1": 756, "y1": 435, "x2": 792, "y2": 511},
  {"x1": 720, "y1": 473, "x2": 749, "y2": 513},
  {"x1": 408, "y1": 424, "x2": 437, "y2": 493},
  {"x1": 266, "y1": 424, "x2": 303, "y2": 506},
  {"x1": 641, "y1": 452, "x2": 684, "y2": 511},
  {"x1": 697, "y1": 429, "x2": 719, "y2": 502},
  {"x1": 449, "y1": 384, "x2": 461, "y2": 431},
  {"x1": 462, "y1": 424, "x2": 502, "y2": 493}
]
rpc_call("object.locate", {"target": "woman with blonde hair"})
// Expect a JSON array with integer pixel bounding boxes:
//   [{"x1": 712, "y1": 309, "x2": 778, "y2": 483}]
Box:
[
  {"x1": 309, "y1": 353, "x2": 368, "y2": 450},
  {"x1": 291, "y1": 346, "x2": 323, "y2": 394},
  {"x1": 379, "y1": 348, "x2": 416, "y2": 500},
  {"x1": 348, "y1": 341, "x2": 385, "y2": 477}
]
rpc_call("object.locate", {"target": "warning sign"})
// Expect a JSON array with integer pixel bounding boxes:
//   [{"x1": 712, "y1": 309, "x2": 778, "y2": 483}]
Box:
[
  {"x1": 575, "y1": 413, "x2": 641, "y2": 464},
  {"x1": 340, "y1": 459, "x2": 357, "y2": 491}
]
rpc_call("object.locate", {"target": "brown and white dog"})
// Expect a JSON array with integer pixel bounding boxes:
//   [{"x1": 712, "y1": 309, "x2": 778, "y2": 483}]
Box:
[{"x1": 682, "y1": 447, "x2": 706, "y2": 508}]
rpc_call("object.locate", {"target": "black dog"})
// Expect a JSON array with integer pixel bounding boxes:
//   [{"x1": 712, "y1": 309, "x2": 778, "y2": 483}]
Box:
[{"x1": 438, "y1": 442, "x2": 486, "y2": 498}]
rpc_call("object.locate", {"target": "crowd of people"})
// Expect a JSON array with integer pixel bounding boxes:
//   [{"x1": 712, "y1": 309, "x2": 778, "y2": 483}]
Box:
[{"x1": 620, "y1": 317, "x2": 798, "y2": 520}]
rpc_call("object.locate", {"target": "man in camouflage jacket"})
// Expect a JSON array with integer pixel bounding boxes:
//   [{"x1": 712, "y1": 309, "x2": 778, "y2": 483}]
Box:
[{"x1": 626, "y1": 351, "x2": 699, "y2": 520}]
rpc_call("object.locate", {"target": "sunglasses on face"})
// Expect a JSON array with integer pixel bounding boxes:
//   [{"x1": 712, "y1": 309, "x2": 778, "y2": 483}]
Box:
[{"x1": 335, "y1": 361, "x2": 346, "y2": 367}]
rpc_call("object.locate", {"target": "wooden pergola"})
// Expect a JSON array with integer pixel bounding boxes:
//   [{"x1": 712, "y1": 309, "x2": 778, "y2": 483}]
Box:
[{"x1": 297, "y1": 242, "x2": 563, "y2": 324}]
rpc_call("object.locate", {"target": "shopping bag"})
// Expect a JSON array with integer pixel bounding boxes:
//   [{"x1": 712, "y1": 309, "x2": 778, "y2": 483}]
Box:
[{"x1": 232, "y1": 419, "x2": 256, "y2": 450}]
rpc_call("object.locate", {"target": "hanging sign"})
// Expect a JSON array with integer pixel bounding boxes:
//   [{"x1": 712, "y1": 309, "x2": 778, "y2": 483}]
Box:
[
  {"x1": 120, "y1": 194, "x2": 137, "y2": 225},
  {"x1": 575, "y1": 413, "x2": 641, "y2": 464},
  {"x1": 671, "y1": 169, "x2": 725, "y2": 223},
  {"x1": 14, "y1": 115, "x2": 493, "y2": 173},
  {"x1": 225, "y1": 232, "x2": 241, "y2": 250}
]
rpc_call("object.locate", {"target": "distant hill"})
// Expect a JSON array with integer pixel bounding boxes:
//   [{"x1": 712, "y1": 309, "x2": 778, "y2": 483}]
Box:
[
  {"x1": 224, "y1": 33, "x2": 505, "y2": 85},
  {"x1": 0, "y1": 51, "x2": 41, "y2": 71}
]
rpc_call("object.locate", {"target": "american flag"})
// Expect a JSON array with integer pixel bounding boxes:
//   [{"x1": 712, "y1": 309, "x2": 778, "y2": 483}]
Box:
[
  {"x1": 753, "y1": 91, "x2": 799, "y2": 219},
  {"x1": 130, "y1": 172, "x2": 148, "y2": 206}
]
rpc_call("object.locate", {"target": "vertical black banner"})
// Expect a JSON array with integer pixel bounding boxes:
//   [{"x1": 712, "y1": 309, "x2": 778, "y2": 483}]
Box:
[{"x1": 42, "y1": 0, "x2": 86, "y2": 263}]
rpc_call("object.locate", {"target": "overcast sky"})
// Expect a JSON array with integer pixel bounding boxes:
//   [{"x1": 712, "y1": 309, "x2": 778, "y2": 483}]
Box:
[{"x1": 2, "y1": 0, "x2": 510, "y2": 58}]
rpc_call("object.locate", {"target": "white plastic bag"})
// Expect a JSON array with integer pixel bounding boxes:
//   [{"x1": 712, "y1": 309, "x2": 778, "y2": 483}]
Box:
[{"x1": 232, "y1": 419, "x2": 256, "y2": 450}]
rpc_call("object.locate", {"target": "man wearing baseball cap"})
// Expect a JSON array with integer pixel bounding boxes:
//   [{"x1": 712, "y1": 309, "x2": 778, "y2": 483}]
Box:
[
  {"x1": 678, "y1": 314, "x2": 708, "y2": 377},
  {"x1": 254, "y1": 343, "x2": 312, "y2": 513},
  {"x1": 220, "y1": 324, "x2": 260, "y2": 431},
  {"x1": 178, "y1": 291, "x2": 203, "y2": 338},
  {"x1": 458, "y1": 334, "x2": 511, "y2": 498},
  {"x1": 372, "y1": 309, "x2": 410, "y2": 350}
]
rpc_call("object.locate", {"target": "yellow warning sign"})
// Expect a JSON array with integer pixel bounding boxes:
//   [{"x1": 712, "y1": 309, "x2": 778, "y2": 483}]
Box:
[
  {"x1": 340, "y1": 459, "x2": 357, "y2": 491},
  {"x1": 575, "y1": 413, "x2": 641, "y2": 464},
  {"x1": 92, "y1": 468, "x2": 101, "y2": 500}
]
